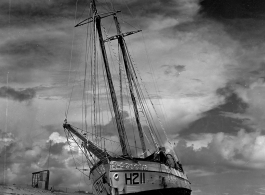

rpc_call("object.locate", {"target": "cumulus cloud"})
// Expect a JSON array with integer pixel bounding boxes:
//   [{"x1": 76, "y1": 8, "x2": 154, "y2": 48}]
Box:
[
  {"x1": 0, "y1": 129, "x2": 89, "y2": 190},
  {"x1": 0, "y1": 129, "x2": 15, "y2": 152},
  {"x1": 212, "y1": 130, "x2": 265, "y2": 168},
  {"x1": 49, "y1": 132, "x2": 67, "y2": 143},
  {"x1": 177, "y1": 130, "x2": 265, "y2": 171}
]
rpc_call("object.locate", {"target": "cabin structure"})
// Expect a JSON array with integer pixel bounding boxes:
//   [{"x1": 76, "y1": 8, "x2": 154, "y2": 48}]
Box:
[{"x1": 32, "y1": 170, "x2": 50, "y2": 190}]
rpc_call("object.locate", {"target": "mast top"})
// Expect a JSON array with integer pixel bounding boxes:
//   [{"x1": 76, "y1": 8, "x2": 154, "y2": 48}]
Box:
[{"x1": 91, "y1": 0, "x2": 97, "y2": 13}]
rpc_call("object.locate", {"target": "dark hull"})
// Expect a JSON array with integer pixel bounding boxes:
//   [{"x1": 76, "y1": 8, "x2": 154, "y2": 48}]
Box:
[{"x1": 125, "y1": 188, "x2": 191, "y2": 195}]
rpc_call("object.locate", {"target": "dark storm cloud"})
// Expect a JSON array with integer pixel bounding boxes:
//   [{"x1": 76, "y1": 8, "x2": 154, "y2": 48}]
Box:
[
  {"x1": 0, "y1": 31, "x2": 81, "y2": 84},
  {"x1": 197, "y1": 0, "x2": 265, "y2": 50},
  {"x1": 200, "y1": 0, "x2": 265, "y2": 19},
  {"x1": 192, "y1": 0, "x2": 265, "y2": 49},
  {"x1": 0, "y1": 86, "x2": 36, "y2": 102},
  {"x1": 215, "y1": 85, "x2": 248, "y2": 113},
  {"x1": 0, "y1": 0, "x2": 89, "y2": 27},
  {"x1": 116, "y1": 0, "x2": 180, "y2": 17},
  {"x1": 0, "y1": 38, "x2": 62, "y2": 71},
  {"x1": 100, "y1": 0, "x2": 200, "y2": 28},
  {"x1": 180, "y1": 85, "x2": 250, "y2": 136},
  {"x1": 1, "y1": 0, "x2": 189, "y2": 20},
  {"x1": 0, "y1": 39, "x2": 52, "y2": 57}
]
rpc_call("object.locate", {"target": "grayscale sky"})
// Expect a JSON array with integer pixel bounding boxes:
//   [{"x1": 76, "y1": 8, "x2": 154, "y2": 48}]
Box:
[{"x1": 0, "y1": 0, "x2": 265, "y2": 194}]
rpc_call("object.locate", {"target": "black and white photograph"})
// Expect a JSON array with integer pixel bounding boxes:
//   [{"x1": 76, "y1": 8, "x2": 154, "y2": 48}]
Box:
[{"x1": 0, "y1": 0, "x2": 265, "y2": 195}]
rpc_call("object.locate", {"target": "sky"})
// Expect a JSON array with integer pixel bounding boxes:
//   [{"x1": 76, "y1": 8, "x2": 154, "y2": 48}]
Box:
[{"x1": 0, "y1": 0, "x2": 265, "y2": 194}]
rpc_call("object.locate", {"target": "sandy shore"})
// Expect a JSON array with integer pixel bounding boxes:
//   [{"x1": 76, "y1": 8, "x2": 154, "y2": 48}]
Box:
[
  {"x1": 0, "y1": 185, "x2": 55, "y2": 195},
  {"x1": 0, "y1": 185, "x2": 92, "y2": 195}
]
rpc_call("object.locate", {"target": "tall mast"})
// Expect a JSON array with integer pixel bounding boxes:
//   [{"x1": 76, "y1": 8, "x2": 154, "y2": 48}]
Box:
[
  {"x1": 91, "y1": 0, "x2": 130, "y2": 156},
  {"x1": 113, "y1": 15, "x2": 147, "y2": 157}
]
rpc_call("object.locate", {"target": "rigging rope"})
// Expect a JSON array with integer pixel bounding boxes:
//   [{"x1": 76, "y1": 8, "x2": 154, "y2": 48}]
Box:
[
  {"x1": 118, "y1": 46, "x2": 142, "y2": 154},
  {"x1": 65, "y1": 0, "x2": 79, "y2": 119},
  {"x1": 64, "y1": 129, "x2": 78, "y2": 168},
  {"x1": 47, "y1": 140, "x2": 51, "y2": 170},
  {"x1": 128, "y1": 49, "x2": 165, "y2": 145},
  {"x1": 71, "y1": 125, "x2": 144, "y2": 151},
  {"x1": 124, "y1": 44, "x2": 161, "y2": 148},
  {"x1": 139, "y1": 31, "x2": 182, "y2": 160},
  {"x1": 65, "y1": 129, "x2": 98, "y2": 179},
  {"x1": 102, "y1": 25, "x2": 132, "y2": 155},
  {"x1": 92, "y1": 13, "x2": 97, "y2": 142},
  {"x1": 3, "y1": 72, "x2": 9, "y2": 185}
]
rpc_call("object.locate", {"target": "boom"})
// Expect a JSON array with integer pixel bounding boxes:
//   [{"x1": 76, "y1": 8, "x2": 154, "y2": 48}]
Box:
[{"x1": 63, "y1": 123, "x2": 108, "y2": 163}]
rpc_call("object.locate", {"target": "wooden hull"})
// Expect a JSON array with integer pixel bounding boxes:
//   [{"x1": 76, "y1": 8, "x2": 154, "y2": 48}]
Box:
[
  {"x1": 125, "y1": 188, "x2": 191, "y2": 195},
  {"x1": 91, "y1": 159, "x2": 191, "y2": 195}
]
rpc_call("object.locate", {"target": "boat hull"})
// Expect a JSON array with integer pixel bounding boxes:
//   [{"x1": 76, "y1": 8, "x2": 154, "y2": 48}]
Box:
[
  {"x1": 125, "y1": 188, "x2": 191, "y2": 195},
  {"x1": 91, "y1": 159, "x2": 191, "y2": 195}
]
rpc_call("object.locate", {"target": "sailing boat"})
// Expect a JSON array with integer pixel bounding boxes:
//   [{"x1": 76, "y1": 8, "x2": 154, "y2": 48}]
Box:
[{"x1": 63, "y1": 0, "x2": 191, "y2": 194}]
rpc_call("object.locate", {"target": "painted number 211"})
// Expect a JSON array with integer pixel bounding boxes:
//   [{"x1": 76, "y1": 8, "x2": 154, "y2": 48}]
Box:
[{"x1": 125, "y1": 172, "x2": 145, "y2": 185}]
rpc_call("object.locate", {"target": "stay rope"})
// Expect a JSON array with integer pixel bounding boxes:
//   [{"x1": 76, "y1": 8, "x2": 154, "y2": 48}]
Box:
[{"x1": 65, "y1": 0, "x2": 79, "y2": 119}]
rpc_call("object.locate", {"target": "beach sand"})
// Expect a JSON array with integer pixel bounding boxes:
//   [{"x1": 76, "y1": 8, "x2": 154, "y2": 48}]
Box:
[
  {"x1": 0, "y1": 185, "x2": 54, "y2": 195},
  {"x1": 0, "y1": 185, "x2": 93, "y2": 195}
]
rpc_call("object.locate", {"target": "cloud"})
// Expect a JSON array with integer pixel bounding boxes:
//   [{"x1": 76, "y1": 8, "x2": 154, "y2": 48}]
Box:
[
  {"x1": 162, "y1": 64, "x2": 186, "y2": 77},
  {"x1": 0, "y1": 0, "x2": 88, "y2": 28},
  {"x1": 0, "y1": 38, "x2": 56, "y2": 74},
  {"x1": 49, "y1": 142, "x2": 66, "y2": 155},
  {"x1": 179, "y1": 84, "x2": 253, "y2": 136},
  {"x1": 43, "y1": 156, "x2": 66, "y2": 169},
  {"x1": 200, "y1": 0, "x2": 265, "y2": 19},
  {"x1": 0, "y1": 129, "x2": 88, "y2": 190},
  {"x1": 233, "y1": 79, "x2": 265, "y2": 132},
  {"x1": 42, "y1": 124, "x2": 65, "y2": 134},
  {"x1": 0, "y1": 28, "x2": 81, "y2": 84},
  {"x1": 0, "y1": 1, "x2": 87, "y2": 85},
  {"x1": 177, "y1": 130, "x2": 265, "y2": 171},
  {"x1": 0, "y1": 39, "x2": 52, "y2": 57},
  {"x1": 188, "y1": 168, "x2": 215, "y2": 177},
  {"x1": 119, "y1": 0, "x2": 200, "y2": 18},
  {"x1": 0, "y1": 129, "x2": 15, "y2": 152},
  {"x1": 102, "y1": 0, "x2": 200, "y2": 32},
  {"x1": 49, "y1": 132, "x2": 67, "y2": 143},
  {"x1": 0, "y1": 86, "x2": 36, "y2": 102}
]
